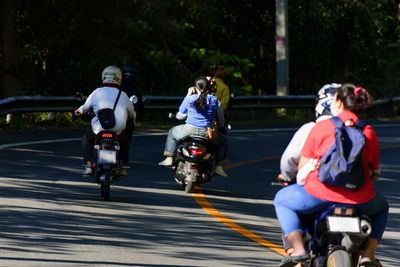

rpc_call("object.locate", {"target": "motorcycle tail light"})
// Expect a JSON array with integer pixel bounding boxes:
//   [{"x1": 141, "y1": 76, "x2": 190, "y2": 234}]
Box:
[
  {"x1": 102, "y1": 133, "x2": 114, "y2": 138},
  {"x1": 189, "y1": 146, "x2": 205, "y2": 157},
  {"x1": 334, "y1": 207, "x2": 354, "y2": 216}
]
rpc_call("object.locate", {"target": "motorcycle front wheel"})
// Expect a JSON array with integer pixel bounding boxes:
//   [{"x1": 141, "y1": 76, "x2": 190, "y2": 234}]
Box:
[
  {"x1": 326, "y1": 250, "x2": 352, "y2": 267},
  {"x1": 100, "y1": 169, "x2": 111, "y2": 201}
]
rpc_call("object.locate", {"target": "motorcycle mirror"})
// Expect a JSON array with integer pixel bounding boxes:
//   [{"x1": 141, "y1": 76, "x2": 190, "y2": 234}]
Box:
[{"x1": 130, "y1": 95, "x2": 138, "y2": 104}]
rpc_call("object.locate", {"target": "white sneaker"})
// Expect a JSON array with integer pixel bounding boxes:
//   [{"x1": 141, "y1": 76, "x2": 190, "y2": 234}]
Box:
[
  {"x1": 215, "y1": 165, "x2": 228, "y2": 177},
  {"x1": 158, "y1": 157, "x2": 173, "y2": 166},
  {"x1": 83, "y1": 166, "x2": 93, "y2": 176}
]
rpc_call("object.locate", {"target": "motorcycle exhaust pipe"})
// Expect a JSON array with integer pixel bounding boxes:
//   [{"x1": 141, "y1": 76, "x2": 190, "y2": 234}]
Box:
[{"x1": 341, "y1": 218, "x2": 372, "y2": 252}]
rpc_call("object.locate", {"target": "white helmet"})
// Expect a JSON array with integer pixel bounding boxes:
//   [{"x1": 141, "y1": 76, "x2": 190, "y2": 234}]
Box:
[
  {"x1": 315, "y1": 83, "x2": 341, "y2": 118},
  {"x1": 101, "y1": 66, "x2": 122, "y2": 86}
]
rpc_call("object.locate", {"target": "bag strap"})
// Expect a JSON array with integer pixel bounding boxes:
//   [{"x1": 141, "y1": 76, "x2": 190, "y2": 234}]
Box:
[
  {"x1": 112, "y1": 89, "x2": 122, "y2": 111},
  {"x1": 355, "y1": 119, "x2": 369, "y2": 130},
  {"x1": 330, "y1": 116, "x2": 343, "y2": 128},
  {"x1": 332, "y1": 116, "x2": 369, "y2": 130}
]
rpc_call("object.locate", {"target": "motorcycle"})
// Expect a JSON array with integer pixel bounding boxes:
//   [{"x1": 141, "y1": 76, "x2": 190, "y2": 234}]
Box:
[
  {"x1": 172, "y1": 135, "x2": 215, "y2": 193},
  {"x1": 75, "y1": 93, "x2": 138, "y2": 201},
  {"x1": 273, "y1": 178, "x2": 372, "y2": 267},
  {"x1": 93, "y1": 130, "x2": 121, "y2": 201}
]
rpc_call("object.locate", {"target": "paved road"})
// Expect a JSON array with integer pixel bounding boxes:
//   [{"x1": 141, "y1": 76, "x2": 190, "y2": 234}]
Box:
[{"x1": 0, "y1": 123, "x2": 399, "y2": 266}]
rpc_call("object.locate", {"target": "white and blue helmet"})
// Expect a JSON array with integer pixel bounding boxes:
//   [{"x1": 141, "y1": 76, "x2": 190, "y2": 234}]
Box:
[{"x1": 315, "y1": 83, "x2": 341, "y2": 118}]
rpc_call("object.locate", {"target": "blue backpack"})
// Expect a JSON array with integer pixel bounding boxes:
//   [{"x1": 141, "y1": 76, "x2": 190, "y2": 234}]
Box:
[{"x1": 318, "y1": 117, "x2": 368, "y2": 190}]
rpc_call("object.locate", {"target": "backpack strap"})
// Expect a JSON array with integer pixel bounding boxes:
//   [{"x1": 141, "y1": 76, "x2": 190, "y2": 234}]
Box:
[
  {"x1": 355, "y1": 119, "x2": 369, "y2": 130},
  {"x1": 330, "y1": 116, "x2": 343, "y2": 128}
]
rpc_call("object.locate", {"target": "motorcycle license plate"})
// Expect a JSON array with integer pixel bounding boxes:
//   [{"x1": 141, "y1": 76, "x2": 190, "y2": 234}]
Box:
[
  {"x1": 97, "y1": 150, "x2": 117, "y2": 164},
  {"x1": 327, "y1": 216, "x2": 360, "y2": 233}
]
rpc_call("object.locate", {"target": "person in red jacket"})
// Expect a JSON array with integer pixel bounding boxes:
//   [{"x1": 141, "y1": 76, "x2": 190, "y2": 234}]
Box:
[{"x1": 274, "y1": 83, "x2": 388, "y2": 267}]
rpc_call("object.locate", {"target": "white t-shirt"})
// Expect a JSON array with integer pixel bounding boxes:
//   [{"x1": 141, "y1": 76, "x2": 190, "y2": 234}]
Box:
[
  {"x1": 280, "y1": 115, "x2": 332, "y2": 181},
  {"x1": 78, "y1": 86, "x2": 135, "y2": 134}
]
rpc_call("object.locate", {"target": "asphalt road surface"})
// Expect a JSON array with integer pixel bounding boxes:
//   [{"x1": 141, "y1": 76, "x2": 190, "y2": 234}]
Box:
[{"x1": 0, "y1": 122, "x2": 399, "y2": 267}]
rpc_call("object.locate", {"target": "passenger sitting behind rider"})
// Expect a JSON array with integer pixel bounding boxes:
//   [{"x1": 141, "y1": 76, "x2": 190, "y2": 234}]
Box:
[
  {"x1": 74, "y1": 65, "x2": 136, "y2": 177},
  {"x1": 274, "y1": 83, "x2": 388, "y2": 267},
  {"x1": 158, "y1": 76, "x2": 229, "y2": 177},
  {"x1": 277, "y1": 83, "x2": 340, "y2": 256},
  {"x1": 278, "y1": 83, "x2": 341, "y2": 185}
]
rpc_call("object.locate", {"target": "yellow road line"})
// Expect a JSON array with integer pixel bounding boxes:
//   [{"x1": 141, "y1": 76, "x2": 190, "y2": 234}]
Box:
[
  {"x1": 192, "y1": 155, "x2": 286, "y2": 256},
  {"x1": 192, "y1": 144, "x2": 398, "y2": 255},
  {"x1": 193, "y1": 191, "x2": 286, "y2": 255}
]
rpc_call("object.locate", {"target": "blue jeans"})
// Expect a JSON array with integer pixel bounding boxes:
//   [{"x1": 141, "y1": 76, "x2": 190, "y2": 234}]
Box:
[
  {"x1": 274, "y1": 184, "x2": 389, "y2": 241},
  {"x1": 163, "y1": 124, "x2": 228, "y2": 164}
]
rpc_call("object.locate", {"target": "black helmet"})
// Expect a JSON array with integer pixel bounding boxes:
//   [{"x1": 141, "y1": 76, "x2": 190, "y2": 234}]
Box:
[
  {"x1": 195, "y1": 76, "x2": 216, "y2": 94},
  {"x1": 122, "y1": 66, "x2": 137, "y2": 79}
]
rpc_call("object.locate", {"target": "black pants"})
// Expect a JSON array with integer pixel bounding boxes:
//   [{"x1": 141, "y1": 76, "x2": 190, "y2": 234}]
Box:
[
  {"x1": 81, "y1": 128, "x2": 130, "y2": 164},
  {"x1": 125, "y1": 118, "x2": 135, "y2": 162},
  {"x1": 125, "y1": 118, "x2": 135, "y2": 143},
  {"x1": 219, "y1": 112, "x2": 229, "y2": 135}
]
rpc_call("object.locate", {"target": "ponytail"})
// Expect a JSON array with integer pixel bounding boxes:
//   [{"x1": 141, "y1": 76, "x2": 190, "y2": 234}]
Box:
[{"x1": 194, "y1": 91, "x2": 207, "y2": 110}]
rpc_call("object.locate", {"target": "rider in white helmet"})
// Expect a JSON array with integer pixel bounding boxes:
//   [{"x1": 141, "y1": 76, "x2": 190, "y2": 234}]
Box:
[
  {"x1": 278, "y1": 83, "x2": 341, "y2": 184},
  {"x1": 74, "y1": 66, "x2": 135, "y2": 177}
]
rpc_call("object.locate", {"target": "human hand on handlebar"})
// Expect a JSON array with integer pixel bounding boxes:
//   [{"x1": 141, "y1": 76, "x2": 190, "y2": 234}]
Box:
[{"x1": 271, "y1": 173, "x2": 295, "y2": 187}]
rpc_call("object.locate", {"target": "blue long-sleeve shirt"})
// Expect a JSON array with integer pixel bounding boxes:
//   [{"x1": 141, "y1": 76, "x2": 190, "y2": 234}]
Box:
[{"x1": 178, "y1": 94, "x2": 224, "y2": 128}]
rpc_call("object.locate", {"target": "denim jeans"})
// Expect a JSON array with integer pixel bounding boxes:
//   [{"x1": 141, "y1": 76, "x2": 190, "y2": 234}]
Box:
[
  {"x1": 163, "y1": 124, "x2": 228, "y2": 164},
  {"x1": 274, "y1": 184, "x2": 389, "y2": 241}
]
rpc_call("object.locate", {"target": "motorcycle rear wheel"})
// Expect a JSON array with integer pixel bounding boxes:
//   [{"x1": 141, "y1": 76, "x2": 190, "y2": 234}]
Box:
[
  {"x1": 100, "y1": 170, "x2": 111, "y2": 201},
  {"x1": 326, "y1": 250, "x2": 352, "y2": 267}
]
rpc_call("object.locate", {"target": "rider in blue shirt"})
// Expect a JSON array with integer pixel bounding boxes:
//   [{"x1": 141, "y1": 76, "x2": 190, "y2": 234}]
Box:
[{"x1": 158, "y1": 76, "x2": 228, "y2": 176}]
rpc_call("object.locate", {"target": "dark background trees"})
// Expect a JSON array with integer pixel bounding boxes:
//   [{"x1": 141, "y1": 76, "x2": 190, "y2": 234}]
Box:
[{"x1": 1, "y1": 0, "x2": 399, "y2": 98}]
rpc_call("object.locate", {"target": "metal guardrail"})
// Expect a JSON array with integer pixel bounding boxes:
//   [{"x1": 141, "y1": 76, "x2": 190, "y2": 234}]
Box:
[
  {"x1": 0, "y1": 96, "x2": 82, "y2": 115},
  {"x1": 0, "y1": 94, "x2": 398, "y2": 115}
]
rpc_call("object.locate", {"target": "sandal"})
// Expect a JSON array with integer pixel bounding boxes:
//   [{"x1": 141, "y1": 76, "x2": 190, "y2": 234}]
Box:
[
  {"x1": 358, "y1": 257, "x2": 383, "y2": 267},
  {"x1": 279, "y1": 254, "x2": 310, "y2": 267}
]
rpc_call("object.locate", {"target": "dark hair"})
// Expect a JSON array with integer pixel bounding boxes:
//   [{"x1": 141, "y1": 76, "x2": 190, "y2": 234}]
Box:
[
  {"x1": 335, "y1": 83, "x2": 374, "y2": 116},
  {"x1": 194, "y1": 76, "x2": 208, "y2": 110}
]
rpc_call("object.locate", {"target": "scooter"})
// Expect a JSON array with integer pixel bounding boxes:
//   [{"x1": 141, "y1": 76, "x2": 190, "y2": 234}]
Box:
[
  {"x1": 273, "y1": 178, "x2": 372, "y2": 267},
  {"x1": 305, "y1": 203, "x2": 372, "y2": 267},
  {"x1": 172, "y1": 135, "x2": 215, "y2": 193}
]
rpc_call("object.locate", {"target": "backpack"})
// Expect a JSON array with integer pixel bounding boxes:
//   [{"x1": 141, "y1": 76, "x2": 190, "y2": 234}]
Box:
[{"x1": 318, "y1": 116, "x2": 368, "y2": 190}]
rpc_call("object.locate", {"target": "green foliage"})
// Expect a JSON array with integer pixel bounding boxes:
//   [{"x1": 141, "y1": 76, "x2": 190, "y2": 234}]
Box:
[
  {"x1": 1, "y1": 0, "x2": 399, "y2": 98},
  {"x1": 0, "y1": 112, "x2": 87, "y2": 132},
  {"x1": 288, "y1": 0, "x2": 400, "y2": 97}
]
